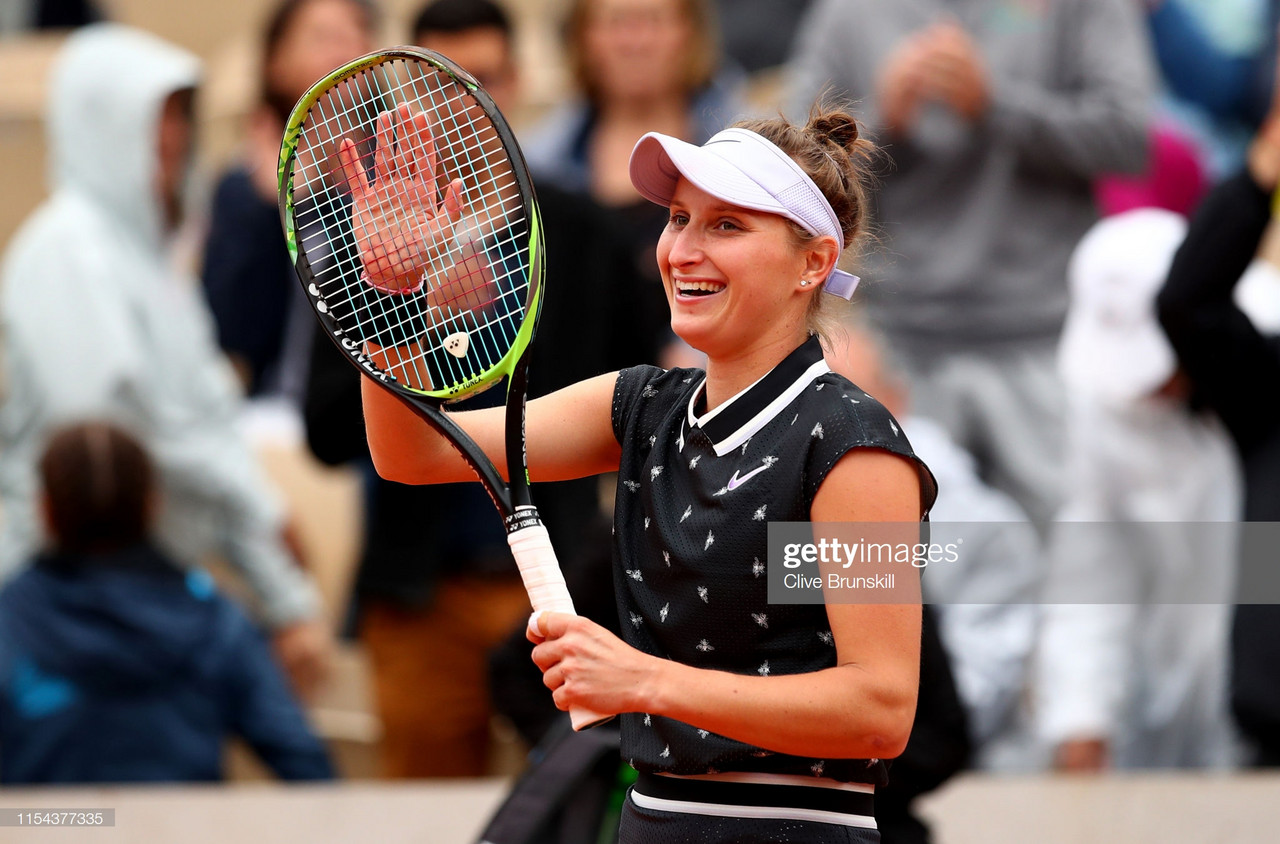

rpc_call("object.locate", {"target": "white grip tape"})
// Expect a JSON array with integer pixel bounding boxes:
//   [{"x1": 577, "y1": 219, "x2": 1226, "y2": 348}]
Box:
[
  {"x1": 508, "y1": 523, "x2": 576, "y2": 616},
  {"x1": 508, "y1": 523, "x2": 613, "y2": 732}
]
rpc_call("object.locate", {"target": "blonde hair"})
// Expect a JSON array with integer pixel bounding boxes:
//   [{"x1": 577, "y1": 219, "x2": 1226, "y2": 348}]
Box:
[{"x1": 733, "y1": 103, "x2": 878, "y2": 344}]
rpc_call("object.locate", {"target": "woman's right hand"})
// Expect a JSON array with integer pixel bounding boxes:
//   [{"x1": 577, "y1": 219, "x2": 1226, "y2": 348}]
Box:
[
  {"x1": 337, "y1": 103, "x2": 464, "y2": 294},
  {"x1": 529, "y1": 611, "x2": 659, "y2": 718}
]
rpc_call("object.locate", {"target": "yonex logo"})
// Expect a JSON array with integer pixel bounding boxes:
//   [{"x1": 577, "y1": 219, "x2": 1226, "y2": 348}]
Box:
[{"x1": 444, "y1": 332, "x2": 470, "y2": 358}]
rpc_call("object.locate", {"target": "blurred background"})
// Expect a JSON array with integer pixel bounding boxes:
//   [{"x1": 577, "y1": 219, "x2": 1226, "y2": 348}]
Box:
[{"x1": 2, "y1": 1, "x2": 1280, "y2": 842}]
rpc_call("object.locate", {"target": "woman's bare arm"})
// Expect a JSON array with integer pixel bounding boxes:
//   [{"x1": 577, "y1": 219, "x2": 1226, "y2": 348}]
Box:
[
  {"x1": 532, "y1": 448, "x2": 924, "y2": 760},
  {"x1": 362, "y1": 370, "x2": 623, "y2": 485}
]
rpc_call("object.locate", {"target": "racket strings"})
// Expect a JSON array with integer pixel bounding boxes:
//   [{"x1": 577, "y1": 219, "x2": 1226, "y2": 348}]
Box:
[
  {"x1": 302, "y1": 227, "x2": 528, "y2": 388},
  {"x1": 313, "y1": 60, "x2": 521, "y2": 351},
  {"x1": 289, "y1": 56, "x2": 534, "y2": 394}
]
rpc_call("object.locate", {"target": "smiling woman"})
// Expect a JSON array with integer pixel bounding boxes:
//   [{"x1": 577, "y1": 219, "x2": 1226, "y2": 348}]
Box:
[
  {"x1": 630, "y1": 111, "x2": 872, "y2": 398},
  {"x1": 360, "y1": 104, "x2": 936, "y2": 844}
]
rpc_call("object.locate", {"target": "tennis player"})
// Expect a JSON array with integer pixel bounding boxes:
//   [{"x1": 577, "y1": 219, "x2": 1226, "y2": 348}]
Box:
[{"x1": 363, "y1": 106, "x2": 936, "y2": 843}]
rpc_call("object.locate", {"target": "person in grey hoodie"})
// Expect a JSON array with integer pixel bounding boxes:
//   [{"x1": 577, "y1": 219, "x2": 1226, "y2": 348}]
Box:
[
  {"x1": 0, "y1": 24, "x2": 329, "y2": 694},
  {"x1": 786, "y1": 0, "x2": 1156, "y2": 528}
]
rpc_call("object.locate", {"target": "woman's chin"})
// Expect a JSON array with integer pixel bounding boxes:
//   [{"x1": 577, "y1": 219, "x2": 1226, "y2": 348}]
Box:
[{"x1": 671, "y1": 321, "x2": 735, "y2": 363}]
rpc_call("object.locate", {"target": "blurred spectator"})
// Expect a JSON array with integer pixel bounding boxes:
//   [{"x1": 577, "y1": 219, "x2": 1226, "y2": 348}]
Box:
[
  {"x1": 786, "y1": 0, "x2": 1155, "y2": 530},
  {"x1": 0, "y1": 24, "x2": 330, "y2": 697},
  {"x1": 0, "y1": 423, "x2": 334, "y2": 784},
  {"x1": 410, "y1": 0, "x2": 515, "y2": 101},
  {"x1": 830, "y1": 325, "x2": 1040, "y2": 842},
  {"x1": 1157, "y1": 78, "x2": 1280, "y2": 767},
  {"x1": 830, "y1": 327, "x2": 1041, "y2": 764},
  {"x1": 1146, "y1": 0, "x2": 1278, "y2": 177},
  {"x1": 1094, "y1": 122, "x2": 1208, "y2": 218},
  {"x1": 302, "y1": 0, "x2": 660, "y2": 778},
  {"x1": 1038, "y1": 209, "x2": 1241, "y2": 772},
  {"x1": 201, "y1": 0, "x2": 377, "y2": 401},
  {"x1": 521, "y1": 0, "x2": 744, "y2": 365},
  {"x1": 712, "y1": 0, "x2": 813, "y2": 76},
  {"x1": 0, "y1": 0, "x2": 101, "y2": 33}
]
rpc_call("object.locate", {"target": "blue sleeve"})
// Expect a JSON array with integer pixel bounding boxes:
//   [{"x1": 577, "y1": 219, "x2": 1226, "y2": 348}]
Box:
[
  {"x1": 1148, "y1": 0, "x2": 1256, "y2": 121},
  {"x1": 200, "y1": 170, "x2": 294, "y2": 395},
  {"x1": 219, "y1": 606, "x2": 336, "y2": 781},
  {"x1": 1245, "y1": 3, "x2": 1279, "y2": 128}
]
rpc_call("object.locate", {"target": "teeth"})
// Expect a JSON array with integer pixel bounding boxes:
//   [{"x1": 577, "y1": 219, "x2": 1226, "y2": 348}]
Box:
[{"x1": 677, "y1": 280, "x2": 725, "y2": 295}]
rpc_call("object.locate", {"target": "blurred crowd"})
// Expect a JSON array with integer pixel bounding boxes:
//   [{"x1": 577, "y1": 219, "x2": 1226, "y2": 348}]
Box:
[{"x1": 1, "y1": 0, "x2": 1279, "y2": 842}]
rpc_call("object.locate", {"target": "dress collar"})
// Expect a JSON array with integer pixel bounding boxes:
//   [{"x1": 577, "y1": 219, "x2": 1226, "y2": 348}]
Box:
[{"x1": 686, "y1": 336, "x2": 830, "y2": 457}]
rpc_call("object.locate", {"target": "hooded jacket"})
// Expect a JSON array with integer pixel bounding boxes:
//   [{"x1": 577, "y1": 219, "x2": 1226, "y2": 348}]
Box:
[
  {"x1": 0, "y1": 24, "x2": 317, "y2": 626},
  {"x1": 0, "y1": 544, "x2": 334, "y2": 783}
]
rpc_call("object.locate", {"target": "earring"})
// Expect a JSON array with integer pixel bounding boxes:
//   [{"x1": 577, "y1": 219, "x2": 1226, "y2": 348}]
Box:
[{"x1": 800, "y1": 280, "x2": 811, "y2": 287}]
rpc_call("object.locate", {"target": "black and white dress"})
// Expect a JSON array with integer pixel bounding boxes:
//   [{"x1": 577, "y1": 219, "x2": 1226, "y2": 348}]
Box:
[{"x1": 609, "y1": 336, "x2": 937, "y2": 840}]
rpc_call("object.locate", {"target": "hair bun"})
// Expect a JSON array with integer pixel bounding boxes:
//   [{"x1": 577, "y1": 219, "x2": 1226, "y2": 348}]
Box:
[{"x1": 809, "y1": 111, "x2": 861, "y2": 150}]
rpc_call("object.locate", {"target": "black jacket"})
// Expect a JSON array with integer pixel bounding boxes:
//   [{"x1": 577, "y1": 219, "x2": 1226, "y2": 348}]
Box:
[{"x1": 1157, "y1": 168, "x2": 1280, "y2": 764}]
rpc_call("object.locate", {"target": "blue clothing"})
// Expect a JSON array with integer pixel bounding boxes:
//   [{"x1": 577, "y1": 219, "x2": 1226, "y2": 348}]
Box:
[
  {"x1": 0, "y1": 545, "x2": 334, "y2": 784},
  {"x1": 1147, "y1": 0, "x2": 1278, "y2": 177},
  {"x1": 202, "y1": 167, "x2": 298, "y2": 397},
  {"x1": 520, "y1": 80, "x2": 742, "y2": 195},
  {"x1": 1149, "y1": 0, "x2": 1276, "y2": 128},
  {"x1": 1150, "y1": 1, "x2": 1257, "y2": 124}
]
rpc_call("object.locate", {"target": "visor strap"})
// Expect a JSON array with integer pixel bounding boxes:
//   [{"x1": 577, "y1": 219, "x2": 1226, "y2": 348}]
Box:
[{"x1": 824, "y1": 269, "x2": 860, "y2": 300}]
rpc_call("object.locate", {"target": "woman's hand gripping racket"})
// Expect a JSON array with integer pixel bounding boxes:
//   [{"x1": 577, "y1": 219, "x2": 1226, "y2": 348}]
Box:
[{"x1": 278, "y1": 48, "x2": 608, "y2": 730}]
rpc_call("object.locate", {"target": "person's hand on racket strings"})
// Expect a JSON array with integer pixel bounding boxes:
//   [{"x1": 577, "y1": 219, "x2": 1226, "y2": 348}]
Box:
[{"x1": 336, "y1": 102, "x2": 466, "y2": 295}]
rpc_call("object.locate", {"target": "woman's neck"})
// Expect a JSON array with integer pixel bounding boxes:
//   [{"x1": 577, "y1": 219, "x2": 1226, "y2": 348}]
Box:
[
  {"x1": 589, "y1": 99, "x2": 691, "y2": 206},
  {"x1": 595, "y1": 95, "x2": 689, "y2": 132},
  {"x1": 702, "y1": 331, "x2": 813, "y2": 413}
]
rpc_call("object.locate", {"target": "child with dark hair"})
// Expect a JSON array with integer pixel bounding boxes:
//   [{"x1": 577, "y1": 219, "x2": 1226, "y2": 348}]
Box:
[{"x1": 0, "y1": 423, "x2": 334, "y2": 784}]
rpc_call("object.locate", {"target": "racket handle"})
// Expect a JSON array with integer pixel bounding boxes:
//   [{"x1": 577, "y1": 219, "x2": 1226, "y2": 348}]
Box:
[{"x1": 507, "y1": 522, "x2": 614, "y2": 731}]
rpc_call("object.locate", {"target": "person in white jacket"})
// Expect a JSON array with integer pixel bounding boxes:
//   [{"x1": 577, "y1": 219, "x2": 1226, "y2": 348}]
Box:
[
  {"x1": 1037, "y1": 208, "x2": 1242, "y2": 770},
  {"x1": 0, "y1": 24, "x2": 329, "y2": 694},
  {"x1": 830, "y1": 326, "x2": 1043, "y2": 770}
]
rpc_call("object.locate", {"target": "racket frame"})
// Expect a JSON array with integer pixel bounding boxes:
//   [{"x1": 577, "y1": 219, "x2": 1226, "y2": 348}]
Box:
[
  {"x1": 279, "y1": 47, "x2": 611, "y2": 730},
  {"x1": 277, "y1": 46, "x2": 545, "y2": 521}
]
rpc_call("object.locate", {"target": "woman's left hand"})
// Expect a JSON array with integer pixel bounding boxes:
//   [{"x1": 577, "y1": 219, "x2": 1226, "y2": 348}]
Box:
[{"x1": 530, "y1": 612, "x2": 660, "y2": 717}]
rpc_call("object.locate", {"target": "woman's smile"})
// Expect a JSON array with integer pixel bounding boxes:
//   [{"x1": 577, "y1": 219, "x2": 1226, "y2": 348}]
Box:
[{"x1": 657, "y1": 178, "x2": 815, "y2": 357}]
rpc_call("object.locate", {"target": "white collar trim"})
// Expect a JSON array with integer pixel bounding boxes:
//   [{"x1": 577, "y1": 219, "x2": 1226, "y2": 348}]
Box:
[{"x1": 687, "y1": 359, "x2": 831, "y2": 457}]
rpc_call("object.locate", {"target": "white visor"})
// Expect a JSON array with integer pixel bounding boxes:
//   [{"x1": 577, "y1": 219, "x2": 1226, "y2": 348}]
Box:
[{"x1": 629, "y1": 127, "x2": 860, "y2": 299}]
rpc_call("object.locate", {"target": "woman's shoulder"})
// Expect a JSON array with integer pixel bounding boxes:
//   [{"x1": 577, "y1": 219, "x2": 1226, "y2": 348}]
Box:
[
  {"x1": 807, "y1": 370, "x2": 907, "y2": 445},
  {"x1": 802, "y1": 370, "x2": 939, "y2": 510},
  {"x1": 612, "y1": 365, "x2": 704, "y2": 441}
]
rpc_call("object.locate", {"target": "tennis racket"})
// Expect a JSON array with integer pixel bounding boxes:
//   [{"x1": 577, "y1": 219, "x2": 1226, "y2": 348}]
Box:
[{"x1": 278, "y1": 47, "x2": 607, "y2": 730}]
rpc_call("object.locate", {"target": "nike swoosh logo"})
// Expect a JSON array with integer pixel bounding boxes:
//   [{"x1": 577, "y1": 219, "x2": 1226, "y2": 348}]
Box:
[{"x1": 726, "y1": 461, "x2": 772, "y2": 491}]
